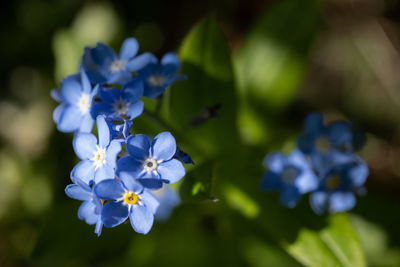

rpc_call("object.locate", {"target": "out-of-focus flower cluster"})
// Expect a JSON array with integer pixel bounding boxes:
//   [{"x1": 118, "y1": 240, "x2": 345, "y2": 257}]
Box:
[
  {"x1": 261, "y1": 113, "x2": 368, "y2": 214},
  {"x1": 52, "y1": 38, "x2": 192, "y2": 235}
]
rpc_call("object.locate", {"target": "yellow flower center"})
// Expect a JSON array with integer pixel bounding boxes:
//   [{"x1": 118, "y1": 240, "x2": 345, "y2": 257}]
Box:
[
  {"x1": 123, "y1": 191, "x2": 139, "y2": 205},
  {"x1": 325, "y1": 174, "x2": 341, "y2": 190},
  {"x1": 315, "y1": 137, "x2": 331, "y2": 152}
]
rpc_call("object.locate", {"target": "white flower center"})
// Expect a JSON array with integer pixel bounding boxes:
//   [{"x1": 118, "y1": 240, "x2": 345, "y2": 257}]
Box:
[
  {"x1": 147, "y1": 74, "x2": 166, "y2": 86},
  {"x1": 109, "y1": 60, "x2": 126, "y2": 73},
  {"x1": 91, "y1": 146, "x2": 107, "y2": 170},
  {"x1": 78, "y1": 93, "x2": 90, "y2": 114},
  {"x1": 281, "y1": 167, "x2": 299, "y2": 184},
  {"x1": 113, "y1": 99, "x2": 129, "y2": 115},
  {"x1": 143, "y1": 157, "x2": 158, "y2": 174}
]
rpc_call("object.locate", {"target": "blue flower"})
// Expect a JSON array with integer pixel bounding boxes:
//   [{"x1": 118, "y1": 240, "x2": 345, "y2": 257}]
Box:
[
  {"x1": 310, "y1": 157, "x2": 368, "y2": 214},
  {"x1": 107, "y1": 119, "x2": 133, "y2": 144},
  {"x1": 261, "y1": 150, "x2": 318, "y2": 208},
  {"x1": 71, "y1": 116, "x2": 122, "y2": 184},
  {"x1": 152, "y1": 185, "x2": 181, "y2": 222},
  {"x1": 65, "y1": 178, "x2": 103, "y2": 236},
  {"x1": 52, "y1": 69, "x2": 98, "y2": 133},
  {"x1": 91, "y1": 79, "x2": 144, "y2": 121},
  {"x1": 116, "y1": 132, "x2": 185, "y2": 186},
  {"x1": 137, "y1": 52, "x2": 186, "y2": 98},
  {"x1": 297, "y1": 113, "x2": 353, "y2": 156},
  {"x1": 82, "y1": 37, "x2": 155, "y2": 85},
  {"x1": 94, "y1": 178, "x2": 159, "y2": 234},
  {"x1": 173, "y1": 146, "x2": 194, "y2": 165}
]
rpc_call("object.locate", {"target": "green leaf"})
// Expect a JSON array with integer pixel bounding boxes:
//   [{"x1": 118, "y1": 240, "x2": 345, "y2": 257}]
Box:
[
  {"x1": 161, "y1": 18, "x2": 240, "y2": 156},
  {"x1": 233, "y1": 0, "x2": 321, "y2": 145}
]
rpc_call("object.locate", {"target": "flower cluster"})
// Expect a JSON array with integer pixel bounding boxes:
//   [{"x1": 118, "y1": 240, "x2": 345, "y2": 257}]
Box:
[
  {"x1": 52, "y1": 38, "x2": 189, "y2": 235},
  {"x1": 261, "y1": 113, "x2": 368, "y2": 214}
]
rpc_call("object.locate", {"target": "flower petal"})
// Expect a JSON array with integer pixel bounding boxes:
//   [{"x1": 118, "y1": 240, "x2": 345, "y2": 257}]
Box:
[
  {"x1": 60, "y1": 75, "x2": 81, "y2": 104},
  {"x1": 101, "y1": 201, "x2": 129, "y2": 228},
  {"x1": 126, "y1": 134, "x2": 150, "y2": 159},
  {"x1": 161, "y1": 52, "x2": 180, "y2": 74},
  {"x1": 260, "y1": 172, "x2": 281, "y2": 191},
  {"x1": 106, "y1": 140, "x2": 122, "y2": 169},
  {"x1": 126, "y1": 101, "x2": 144, "y2": 120},
  {"x1": 263, "y1": 153, "x2": 285, "y2": 172},
  {"x1": 65, "y1": 184, "x2": 91, "y2": 201},
  {"x1": 279, "y1": 186, "x2": 301, "y2": 208},
  {"x1": 129, "y1": 205, "x2": 154, "y2": 234},
  {"x1": 97, "y1": 115, "x2": 110, "y2": 147},
  {"x1": 117, "y1": 156, "x2": 144, "y2": 181},
  {"x1": 78, "y1": 201, "x2": 98, "y2": 225},
  {"x1": 141, "y1": 190, "x2": 160, "y2": 214},
  {"x1": 329, "y1": 192, "x2": 356, "y2": 213},
  {"x1": 304, "y1": 113, "x2": 324, "y2": 135},
  {"x1": 80, "y1": 68, "x2": 92, "y2": 94},
  {"x1": 91, "y1": 42, "x2": 116, "y2": 66},
  {"x1": 94, "y1": 179, "x2": 125, "y2": 200},
  {"x1": 157, "y1": 159, "x2": 185, "y2": 184},
  {"x1": 119, "y1": 38, "x2": 139, "y2": 59},
  {"x1": 57, "y1": 106, "x2": 83, "y2": 133},
  {"x1": 71, "y1": 160, "x2": 96, "y2": 184},
  {"x1": 309, "y1": 192, "x2": 329, "y2": 214},
  {"x1": 120, "y1": 177, "x2": 143, "y2": 193},
  {"x1": 79, "y1": 113, "x2": 95, "y2": 133},
  {"x1": 126, "y1": 52, "x2": 158, "y2": 71},
  {"x1": 73, "y1": 132, "x2": 97, "y2": 160},
  {"x1": 151, "y1": 132, "x2": 176, "y2": 161}
]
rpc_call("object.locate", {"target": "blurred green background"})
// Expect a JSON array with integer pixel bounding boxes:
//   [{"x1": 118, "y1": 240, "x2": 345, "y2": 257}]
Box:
[{"x1": 1, "y1": 0, "x2": 400, "y2": 266}]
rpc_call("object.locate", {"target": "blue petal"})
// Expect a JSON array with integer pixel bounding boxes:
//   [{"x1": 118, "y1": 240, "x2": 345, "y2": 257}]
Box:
[
  {"x1": 117, "y1": 156, "x2": 144, "y2": 181},
  {"x1": 95, "y1": 217, "x2": 103, "y2": 236},
  {"x1": 57, "y1": 106, "x2": 83, "y2": 132},
  {"x1": 71, "y1": 160, "x2": 96, "y2": 184},
  {"x1": 126, "y1": 134, "x2": 150, "y2": 159},
  {"x1": 94, "y1": 179, "x2": 125, "y2": 200},
  {"x1": 143, "y1": 84, "x2": 165, "y2": 99},
  {"x1": 65, "y1": 184, "x2": 91, "y2": 201},
  {"x1": 141, "y1": 190, "x2": 160, "y2": 214},
  {"x1": 53, "y1": 104, "x2": 65, "y2": 124},
  {"x1": 101, "y1": 201, "x2": 129, "y2": 228},
  {"x1": 78, "y1": 201, "x2": 99, "y2": 225},
  {"x1": 157, "y1": 159, "x2": 185, "y2": 184},
  {"x1": 137, "y1": 178, "x2": 163, "y2": 190},
  {"x1": 51, "y1": 89, "x2": 63, "y2": 102},
  {"x1": 73, "y1": 133, "x2": 97, "y2": 160},
  {"x1": 260, "y1": 172, "x2": 281, "y2": 191},
  {"x1": 94, "y1": 165, "x2": 116, "y2": 183},
  {"x1": 80, "y1": 68, "x2": 92, "y2": 94},
  {"x1": 97, "y1": 115, "x2": 110, "y2": 148},
  {"x1": 123, "y1": 79, "x2": 144, "y2": 101},
  {"x1": 329, "y1": 192, "x2": 356, "y2": 213},
  {"x1": 310, "y1": 192, "x2": 329, "y2": 214},
  {"x1": 349, "y1": 160, "x2": 369, "y2": 187},
  {"x1": 129, "y1": 205, "x2": 154, "y2": 234},
  {"x1": 79, "y1": 113, "x2": 95, "y2": 133},
  {"x1": 106, "y1": 140, "x2": 122, "y2": 169},
  {"x1": 263, "y1": 153, "x2": 285, "y2": 172},
  {"x1": 151, "y1": 132, "x2": 176, "y2": 161},
  {"x1": 107, "y1": 70, "x2": 132, "y2": 85},
  {"x1": 280, "y1": 186, "x2": 301, "y2": 208},
  {"x1": 328, "y1": 121, "x2": 353, "y2": 151},
  {"x1": 161, "y1": 52, "x2": 180, "y2": 74},
  {"x1": 91, "y1": 102, "x2": 114, "y2": 119},
  {"x1": 120, "y1": 177, "x2": 143, "y2": 193},
  {"x1": 119, "y1": 38, "x2": 139, "y2": 59},
  {"x1": 99, "y1": 87, "x2": 121, "y2": 103},
  {"x1": 91, "y1": 42, "x2": 116, "y2": 66},
  {"x1": 297, "y1": 135, "x2": 314, "y2": 155},
  {"x1": 126, "y1": 52, "x2": 158, "y2": 71},
  {"x1": 60, "y1": 76, "x2": 81, "y2": 104},
  {"x1": 295, "y1": 171, "x2": 318, "y2": 194},
  {"x1": 304, "y1": 113, "x2": 324, "y2": 135},
  {"x1": 126, "y1": 101, "x2": 144, "y2": 120}
]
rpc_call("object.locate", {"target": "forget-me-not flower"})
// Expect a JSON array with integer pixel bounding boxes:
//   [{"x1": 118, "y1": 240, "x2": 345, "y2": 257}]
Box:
[
  {"x1": 82, "y1": 38, "x2": 155, "y2": 85},
  {"x1": 94, "y1": 177, "x2": 159, "y2": 234},
  {"x1": 261, "y1": 150, "x2": 318, "y2": 208},
  {"x1": 65, "y1": 178, "x2": 103, "y2": 236},
  {"x1": 71, "y1": 116, "x2": 122, "y2": 184},
  {"x1": 91, "y1": 79, "x2": 144, "y2": 121},
  {"x1": 137, "y1": 52, "x2": 186, "y2": 98},
  {"x1": 173, "y1": 146, "x2": 194, "y2": 165},
  {"x1": 52, "y1": 69, "x2": 98, "y2": 133},
  {"x1": 107, "y1": 119, "x2": 133, "y2": 144},
  {"x1": 117, "y1": 132, "x2": 185, "y2": 186},
  {"x1": 310, "y1": 157, "x2": 368, "y2": 214}
]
